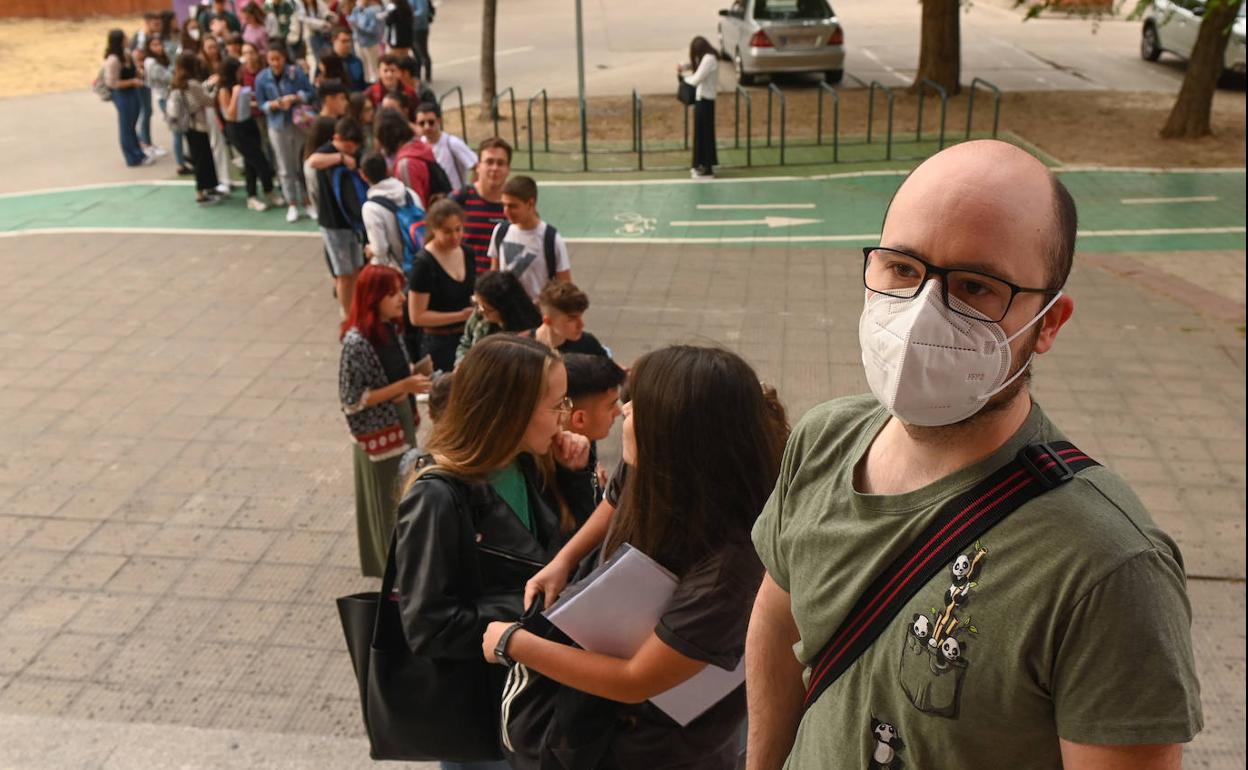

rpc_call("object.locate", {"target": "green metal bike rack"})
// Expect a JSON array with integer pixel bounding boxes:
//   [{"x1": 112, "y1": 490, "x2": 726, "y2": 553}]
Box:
[
  {"x1": 916, "y1": 78, "x2": 948, "y2": 150},
  {"x1": 965, "y1": 77, "x2": 1002, "y2": 140},
  {"x1": 438, "y1": 85, "x2": 467, "y2": 144},
  {"x1": 525, "y1": 88, "x2": 549, "y2": 171},
  {"x1": 867, "y1": 80, "x2": 895, "y2": 161},
  {"x1": 816, "y1": 82, "x2": 840, "y2": 163}
]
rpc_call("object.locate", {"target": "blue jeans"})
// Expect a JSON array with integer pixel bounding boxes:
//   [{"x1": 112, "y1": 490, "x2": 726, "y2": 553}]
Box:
[
  {"x1": 158, "y1": 96, "x2": 188, "y2": 166},
  {"x1": 111, "y1": 88, "x2": 145, "y2": 166},
  {"x1": 137, "y1": 85, "x2": 153, "y2": 146}
]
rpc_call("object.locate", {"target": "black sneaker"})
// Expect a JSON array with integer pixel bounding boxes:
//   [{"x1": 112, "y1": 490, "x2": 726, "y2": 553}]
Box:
[{"x1": 177, "y1": 164, "x2": 195, "y2": 176}]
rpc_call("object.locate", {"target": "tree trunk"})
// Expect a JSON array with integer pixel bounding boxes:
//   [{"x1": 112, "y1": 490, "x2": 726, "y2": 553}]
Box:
[
  {"x1": 913, "y1": 0, "x2": 961, "y2": 95},
  {"x1": 480, "y1": 0, "x2": 498, "y2": 121},
  {"x1": 1160, "y1": 0, "x2": 1238, "y2": 138}
]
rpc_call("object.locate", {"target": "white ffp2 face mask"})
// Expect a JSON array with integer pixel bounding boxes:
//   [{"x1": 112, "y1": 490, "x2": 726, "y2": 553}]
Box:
[{"x1": 858, "y1": 280, "x2": 1062, "y2": 427}]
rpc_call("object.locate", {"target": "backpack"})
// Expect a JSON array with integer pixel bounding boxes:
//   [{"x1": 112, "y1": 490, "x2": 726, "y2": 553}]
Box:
[
  {"x1": 394, "y1": 140, "x2": 452, "y2": 205},
  {"x1": 371, "y1": 192, "x2": 427, "y2": 276},
  {"x1": 92, "y1": 65, "x2": 112, "y2": 101},
  {"x1": 493, "y1": 222, "x2": 559, "y2": 280},
  {"x1": 166, "y1": 88, "x2": 193, "y2": 133},
  {"x1": 331, "y1": 165, "x2": 371, "y2": 234}
]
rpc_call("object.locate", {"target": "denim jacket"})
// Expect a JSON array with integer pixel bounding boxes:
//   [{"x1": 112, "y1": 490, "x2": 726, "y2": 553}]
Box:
[
  {"x1": 254, "y1": 64, "x2": 314, "y2": 130},
  {"x1": 348, "y1": 4, "x2": 385, "y2": 48}
]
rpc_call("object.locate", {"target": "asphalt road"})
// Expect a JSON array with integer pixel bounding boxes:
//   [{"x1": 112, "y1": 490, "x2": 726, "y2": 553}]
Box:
[{"x1": 421, "y1": 0, "x2": 1194, "y2": 99}]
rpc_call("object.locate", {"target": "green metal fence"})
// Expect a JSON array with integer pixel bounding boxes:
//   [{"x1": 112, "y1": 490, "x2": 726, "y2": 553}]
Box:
[{"x1": 491, "y1": 77, "x2": 1003, "y2": 173}]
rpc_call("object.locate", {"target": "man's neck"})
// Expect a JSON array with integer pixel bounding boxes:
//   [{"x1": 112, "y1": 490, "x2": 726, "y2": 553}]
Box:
[
  {"x1": 862, "y1": 390, "x2": 1033, "y2": 495},
  {"x1": 477, "y1": 182, "x2": 503, "y2": 202},
  {"x1": 511, "y1": 215, "x2": 540, "y2": 230},
  {"x1": 536, "y1": 323, "x2": 564, "y2": 348}
]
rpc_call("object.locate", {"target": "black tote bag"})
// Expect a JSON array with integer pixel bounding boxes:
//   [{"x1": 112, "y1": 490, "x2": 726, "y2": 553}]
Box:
[
  {"x1": 337, "y1": 537, "x2": 504, "y2": 761},
  {"x1": 677, "y1": 74, "x2": 697, "y2": 105}
]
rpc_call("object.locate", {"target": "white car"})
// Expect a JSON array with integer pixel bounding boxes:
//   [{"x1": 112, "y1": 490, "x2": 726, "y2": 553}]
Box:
[
  {"x1": 1141, "y1": 0, "x2": 1247, "y2": 76},
  {"x1": 718, "y1": 0, "x2": 846, "y2": 85}
]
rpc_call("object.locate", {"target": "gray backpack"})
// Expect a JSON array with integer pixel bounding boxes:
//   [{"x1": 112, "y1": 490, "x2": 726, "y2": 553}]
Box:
[{"x1": 166, "y1": 88, "x2": 193, "y2": 133}]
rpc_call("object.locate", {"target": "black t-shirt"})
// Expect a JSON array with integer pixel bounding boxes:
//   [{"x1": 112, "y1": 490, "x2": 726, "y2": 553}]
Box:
[
  {"x1": 604, "y1": 460, "x2": 629, "y2": 508},
  {"x1": 408, "y1": 245, "x2": 477, "y2": 329},
  {"x1": 558, "y1": 331, "x2": 610, "y2": 359},
  {"x1": 375, "y1": 325, "x2": 410, "y2": 385},
  {"x1": 569, "y1": 537, "x2": 762, "y2": 769},
  {"x1": 314, "y1": 141, "x2": 364, "y2": 230}
]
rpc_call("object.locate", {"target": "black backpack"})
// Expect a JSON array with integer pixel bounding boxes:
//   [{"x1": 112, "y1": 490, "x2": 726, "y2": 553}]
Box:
[
  {"x1": 493, "y1": 222, "x2": 559, "y2": 280},
  {"x1": 426, "y1": 158, "x2": 452, "y2": 199}
]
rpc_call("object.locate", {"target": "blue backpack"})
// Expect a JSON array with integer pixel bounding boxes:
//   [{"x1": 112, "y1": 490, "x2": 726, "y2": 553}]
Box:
[
  {"x1": 331, "y1": 165, "x2": 371, "y2": 234},
  {"x1": 372, "y1": 192, "x2": 427, "y2": 277}
]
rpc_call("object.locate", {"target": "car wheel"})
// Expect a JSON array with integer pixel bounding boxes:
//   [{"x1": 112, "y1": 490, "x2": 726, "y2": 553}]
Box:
[
  {"x1": 735, "y1": 51, "x2": 756, "y2": 86},
  {"x1": 824, "y1": 69, "x2": 844, "y2": 85},
  {"x1": 1141, "y1": 23, "x2": 1162, "y2": 61}
]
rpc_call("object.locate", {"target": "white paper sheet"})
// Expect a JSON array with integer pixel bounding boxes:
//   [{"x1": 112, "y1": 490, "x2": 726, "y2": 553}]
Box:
[{"x1": 544, "y1": 544, "x2": 744, "y2": 726}]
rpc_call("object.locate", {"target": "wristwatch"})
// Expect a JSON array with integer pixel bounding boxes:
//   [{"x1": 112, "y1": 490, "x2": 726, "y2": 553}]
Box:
[{"x1": 494, "y1": 622, "x2": 524, "y2": 667}]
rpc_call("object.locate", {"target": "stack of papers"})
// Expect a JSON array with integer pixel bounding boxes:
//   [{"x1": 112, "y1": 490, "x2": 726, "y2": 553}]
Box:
[{"x1": 545, "y1": 544, "x2": 745, "y2": 726}]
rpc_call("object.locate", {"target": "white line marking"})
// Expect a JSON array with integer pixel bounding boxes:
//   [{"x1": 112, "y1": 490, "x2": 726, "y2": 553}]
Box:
[
  {"x1": 669, "y1": 216, "x2": 822, "y2": 228},
  {"x1": 1120, "y1": 195, "x2": 1220, "y2": 205},
  {"x1": 0, "y1": 227, "x2": 318, "y2": 239},
  {"x1": 859, "y1": 48, "x2": 911, "y2": 86},
  {"x1": 0, "y1": 167, "x2": 1242, "y2": 197},
  {"x1": 1078, "y1": 226, "x2": 1244, "y2": 237},
  {"x1": 436, "y1": 46, "x2": 536, "y2": 70},
  {"x1": 696, "y1": 203, "x2": 816, "y2": 210}
]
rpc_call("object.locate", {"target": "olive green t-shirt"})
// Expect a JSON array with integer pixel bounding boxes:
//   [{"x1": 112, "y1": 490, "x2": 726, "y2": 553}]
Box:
[{"x1": 752, "y1": 395, "x2": 1202, "y2": 769}]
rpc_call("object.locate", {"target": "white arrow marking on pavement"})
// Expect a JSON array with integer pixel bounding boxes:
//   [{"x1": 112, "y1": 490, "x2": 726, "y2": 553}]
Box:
[
  {"x1": 1120, "y1": 195, "x2": 1220, "y2": 205},
  {"x1": 669, "y1": 216, "x2": 822, "y2": 229},
  {"x1": 1077, "y1": 226, "x2": 1244, "y2": 236},
  {"x1": 695, "y1": 203, "x2": 816, "y2": 210}
]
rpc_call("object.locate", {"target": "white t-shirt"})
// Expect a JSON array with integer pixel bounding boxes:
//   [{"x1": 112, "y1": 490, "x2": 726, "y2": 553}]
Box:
[
  {"x1": 486, "y1": 221, "x2": 571, "y2": 301},
  {"x1": 426, "y1": 132, "x2": 478, "y2": 192}
]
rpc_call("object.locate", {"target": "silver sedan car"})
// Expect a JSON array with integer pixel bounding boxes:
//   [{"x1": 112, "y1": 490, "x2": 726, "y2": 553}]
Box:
[{"x1": 718, "y1": 0, "x2": 846, "y2": 85}]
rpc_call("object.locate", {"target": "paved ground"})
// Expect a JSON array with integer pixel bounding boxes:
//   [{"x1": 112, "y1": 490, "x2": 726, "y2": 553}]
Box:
[{"x1": 0, "y1": 220, "x2": 1243, "y2": 766}]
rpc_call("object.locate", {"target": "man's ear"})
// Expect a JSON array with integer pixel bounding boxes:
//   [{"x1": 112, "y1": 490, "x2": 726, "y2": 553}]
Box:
[
  {"x1": 1034, "y1": 294, "x2": 1074, "y2": 356},
  {"x1": 568, "y1": 408, "x2": 587, "y2": 433}
]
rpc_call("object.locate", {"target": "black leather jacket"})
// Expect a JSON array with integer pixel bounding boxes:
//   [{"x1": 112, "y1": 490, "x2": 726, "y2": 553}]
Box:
[{"x1": 394, "y1": 456, "x2": 577, "y2": 660}]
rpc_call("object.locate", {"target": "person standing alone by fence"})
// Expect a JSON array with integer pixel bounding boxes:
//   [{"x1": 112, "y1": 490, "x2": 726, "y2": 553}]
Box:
[{"x1": 679, "y1": 36, "x2": 721, "y2": 179}]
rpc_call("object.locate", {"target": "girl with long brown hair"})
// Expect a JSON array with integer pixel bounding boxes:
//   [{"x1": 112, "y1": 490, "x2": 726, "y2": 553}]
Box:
[
  {"x1": 485, "y1": 345, "x2": 790, "y2": 770},
  {"x1": 393, "y1": 334, "x2": 594, "y2": 768}
]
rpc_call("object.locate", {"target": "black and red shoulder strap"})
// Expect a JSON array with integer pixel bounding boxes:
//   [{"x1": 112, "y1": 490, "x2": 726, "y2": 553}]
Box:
[{"x1": 802, "y1": 441, "x2": 1098, "y2": 713}]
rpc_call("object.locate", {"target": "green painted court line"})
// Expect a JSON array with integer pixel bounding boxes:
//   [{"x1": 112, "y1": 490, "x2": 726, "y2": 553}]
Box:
[{"x1": 0, "y1": 169, "x2": 1243, "y2": 252}]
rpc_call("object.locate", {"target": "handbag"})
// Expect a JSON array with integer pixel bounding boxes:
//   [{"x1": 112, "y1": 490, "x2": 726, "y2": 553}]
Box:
[
  {"x1": 337, "y1": 475, "x2": 505, "y2": 762},
  {"x1": 802, "y1": 442, "x2": 1099, "y2": 712},
  {"x1": 676, "y1": 74, "x2": 696, "y2": 106}
]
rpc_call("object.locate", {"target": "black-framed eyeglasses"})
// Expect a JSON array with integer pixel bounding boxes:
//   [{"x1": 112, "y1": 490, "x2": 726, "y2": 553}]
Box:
[{"x1": 862, "y1": 247, "x2": 1061, "y2": 323}]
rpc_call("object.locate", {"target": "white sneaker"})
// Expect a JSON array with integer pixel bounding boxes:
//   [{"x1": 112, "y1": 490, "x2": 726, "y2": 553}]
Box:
[
  {"x1": 304, "y1": 204, "x2": 317, "y2": 220},
  {"x1": 247, "y1": 196, "x2": 269, "y2": 212},
  {"x1": 269, "y1": 192, "x2": 287, "y2": 207},
  {"x1": 215, "y1": 182, "x2": 231, "y2": 195},
  {"x1": 147, "y1": 145, "x2": 168, "y2": 158},
  {"x1": 286, "y1": 205, "x2": 300, "y2": 223},
  {"x1": 140, "y1": 154, "x2": 157, "y2": 166}
]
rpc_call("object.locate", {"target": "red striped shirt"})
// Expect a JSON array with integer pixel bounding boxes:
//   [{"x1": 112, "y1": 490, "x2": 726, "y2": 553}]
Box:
[{"x1": 452, "y1": 186, "x2": 505, "y2": 274}]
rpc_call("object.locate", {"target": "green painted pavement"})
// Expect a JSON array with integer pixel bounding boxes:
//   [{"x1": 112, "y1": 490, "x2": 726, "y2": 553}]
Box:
[{"x1": 0, "y1": 169, "x2": 1243, "y2": 252}]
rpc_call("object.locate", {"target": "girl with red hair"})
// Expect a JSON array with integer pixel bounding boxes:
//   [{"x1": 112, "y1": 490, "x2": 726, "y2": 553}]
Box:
[{"x1": 339, "y1": 264, "x2": 431, "y2": 577}]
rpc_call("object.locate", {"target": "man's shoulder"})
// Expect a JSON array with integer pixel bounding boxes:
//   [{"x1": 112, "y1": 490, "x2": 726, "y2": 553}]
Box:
[{"x1": 791, "y1": 394, "x2": 882, "y2": 447}]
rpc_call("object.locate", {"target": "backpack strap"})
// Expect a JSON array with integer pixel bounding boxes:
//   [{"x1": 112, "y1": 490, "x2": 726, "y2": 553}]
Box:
[
  {"x1": 801, "y1": 441, "x2": 1099, "y2": 714},
  {"x1": 493, "y1": 221, "x2": 511, "y2": 261},
  {"x1": 543, "y1": 224, "x2": 558, "y2": 280}
]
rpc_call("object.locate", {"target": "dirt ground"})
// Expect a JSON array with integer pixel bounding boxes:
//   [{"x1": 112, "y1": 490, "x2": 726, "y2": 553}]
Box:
[{"x1": 3, "y1": 14, "x2": 1244, "y2": 168}]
